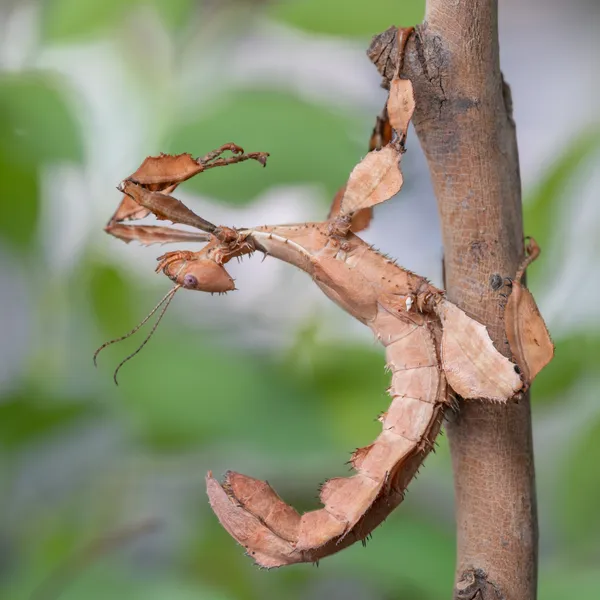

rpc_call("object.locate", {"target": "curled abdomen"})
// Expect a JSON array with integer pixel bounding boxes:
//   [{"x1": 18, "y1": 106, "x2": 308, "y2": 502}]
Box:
[{"x1": 206, "y1": 304, "x2": 448, "y2": 567}]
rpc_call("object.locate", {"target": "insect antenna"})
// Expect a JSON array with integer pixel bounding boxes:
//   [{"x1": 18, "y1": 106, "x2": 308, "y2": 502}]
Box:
[
  {"x1": 111, "y1": 285, "x2": 179, "y2": 385},
  {"x1": 93, "y1": 285, "x2": 180, "y2": 382}
]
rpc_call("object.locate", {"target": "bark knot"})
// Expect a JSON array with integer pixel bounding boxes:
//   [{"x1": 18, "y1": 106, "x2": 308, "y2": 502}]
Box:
[{"x1": 454, "y1": 568, "x2": 505, "y2": 600}]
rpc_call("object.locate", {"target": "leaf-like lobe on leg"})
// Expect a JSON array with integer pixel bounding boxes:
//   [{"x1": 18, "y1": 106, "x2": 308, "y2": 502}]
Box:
[
  {"x1": 329, "y1": 74, "x2": 414, "y2": 226},
  {"x1": 107, "y1": 153, "x2": 201, "y2": 226},
  {"x1": 435, "y1": 299, "x2": 523, "y2": 401},
  {"x1": 127, "y1": 153, "x2": 203, "y2": 188},
  {"x1": 338, "y1": 146, "x2": 403, "y2": 216},
  {"x1": 504, "y1": 238, "x2": 554, "y2": 382},
  {"x1": 505, "y1": 282, "x2": 553, "y2": 382},
  {"x1": 387, "y1": 78, "x2": 415, "y2": 142},
  {"x1": 107, "y1": 148, "x2": 266, "y2": 229}
]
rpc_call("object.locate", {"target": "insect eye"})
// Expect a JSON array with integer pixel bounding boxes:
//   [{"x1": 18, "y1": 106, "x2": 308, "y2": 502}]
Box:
[{"x1": 183, "y1": 274, "x2": 198, "y2": 288}]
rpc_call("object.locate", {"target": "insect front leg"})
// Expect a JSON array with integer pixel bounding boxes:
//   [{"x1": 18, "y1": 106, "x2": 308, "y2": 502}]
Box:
[
  {"x1": 198, "y1": 143, "x2": 269, "y2": 171},
  {"x1": 119, "y1": 180, "x2": 218, "y2": 233},
  {"x1": 155, "y1": 250, "x2": 200, "y2": 274},
  {"x1": 104, "y1": 223, "x2": 211, "y2": 246}
]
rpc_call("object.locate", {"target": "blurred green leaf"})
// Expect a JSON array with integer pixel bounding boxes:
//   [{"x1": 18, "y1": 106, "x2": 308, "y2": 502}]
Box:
[
  {"x1": 533, "y1": 333, "x2": 600, "y2": 405},
  {"x1": 14, "y1": 565, "x2": 235, "y2": 600},
  {"x1": 294, "y1": 342, "x2": 388, "y2": 448},
  {"x1": 329, "y1": 510, "x2": 454, "y2": 598},
  {"x1": 146, "y1": 0, "x2": 193, "y2": 30},
  {"x1": 168, "y1": 89, "x2": 362, "y2": 203},
  {"x1": 270, "y1": 0, "x2": 425, "y2": 37},
  {"x1": 0, "y1": 155, "x2": 39, "y2": 249},
  {"x1": 111, "y1": 329, "x2": 329, "y2": 452},
  {"x1": 0, "y1": 393, "x2": 95, "y2": 451},
  {"x1": 539, "y1": 566, "x2": 600, "y2": 600},
  {"x1": 0, "y1": 73, "x2": 83, "y2": 164},
  {"x1": 88, "y1": 261, "x2": 137, "y2": 337},
  {"x1": 42, "y1": 0, "x2": 133, "y2": 42},
  {"x1": 524, "y1": 128, "x2": 600, "y2": 275},
  {"x1": 56, "y1": 572, "x2": 235, "y2": 600},
  {"x1": 190, "y1": 518, "x2": 262, "y2": 600},
  {"x1": 560, "y1": 417, "x2": 600, "y2": 551},
  {"x1": 191, "y1": 515, "x2": 321, "y2": 600},
  {"x1": 43, "y1": 0, "x2": 193, "y2": 42}
]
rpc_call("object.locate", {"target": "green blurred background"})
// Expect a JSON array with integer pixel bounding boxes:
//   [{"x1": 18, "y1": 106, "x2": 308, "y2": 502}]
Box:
[{"x1": 1, "y1": 1, "x2": 598, "y2": 598}]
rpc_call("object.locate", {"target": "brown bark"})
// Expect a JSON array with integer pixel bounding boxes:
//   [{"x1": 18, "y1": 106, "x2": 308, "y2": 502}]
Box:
[{"x1": 370, "y1": 1, "x2": 537, "y2": 598}]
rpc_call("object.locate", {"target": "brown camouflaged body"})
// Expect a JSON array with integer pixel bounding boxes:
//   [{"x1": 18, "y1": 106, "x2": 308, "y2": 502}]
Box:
[{"x1": 207, "y1": 222, "x2": 449, "y2": 567}]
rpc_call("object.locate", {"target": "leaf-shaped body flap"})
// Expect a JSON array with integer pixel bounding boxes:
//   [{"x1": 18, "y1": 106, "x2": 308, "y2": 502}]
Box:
[
  {"x1": 436, "y1": 299, "x2": 523, "y2": 401},
  {"x1": 502, "y1": 237, "x2": 554, "y2": 383}
]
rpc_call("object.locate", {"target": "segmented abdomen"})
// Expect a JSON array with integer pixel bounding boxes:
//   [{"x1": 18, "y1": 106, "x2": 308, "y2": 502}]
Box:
[{"x1": 206, "y1": 303, "x2": 448, "y2": 567}]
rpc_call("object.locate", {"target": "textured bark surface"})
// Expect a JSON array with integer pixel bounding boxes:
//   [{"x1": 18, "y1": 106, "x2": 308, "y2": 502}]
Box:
[{"x1": 370, "y1": 1, "x2": 538, "y2": 598}]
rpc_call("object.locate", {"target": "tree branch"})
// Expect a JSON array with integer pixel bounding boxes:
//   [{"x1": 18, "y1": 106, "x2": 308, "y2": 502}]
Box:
[{"x1": 370, "y1": 1, "x2": 537, "y2": 598}]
